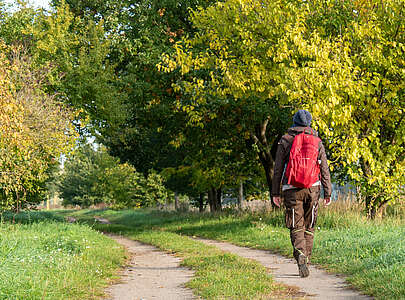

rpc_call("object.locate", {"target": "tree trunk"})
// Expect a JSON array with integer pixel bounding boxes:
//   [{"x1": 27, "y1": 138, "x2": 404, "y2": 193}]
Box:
[
  {"x1": 366, "y1": 194, "x2": 378, "y2": 219},
  {"x1": 377, "y1": 199, "x2": 390, "y2": 218},
  {"x1": 174, "y1": 192, "x2": 179, "y2": 211},
  {"x1": 367, "y1": 196, "x2": 389, "y2": 219},
  {"x1": 208, "y1": 189, "x2": 215, "y2": 212},
  {"x1": 208, "y1": 188, "x2": 222, "y2": 212},
  {"x1": 258, "y1": 152, "x2": 274, "y2": 199},
  {"x1": 360, "y1": 160, "x2": 375, "y2": 217},
  {"x1": 237, "y1": 180, "x2": 244, "y2": 209},
  {"x1": 251, "y1": 118, "x2": 279, "y2": 207},
  {"x1": 368, "y1": 206, "x2": 377, "y2": 219},
  {"x1": 216, "y1": 188, "x2": 222, "y2": 212},
  {"x1": 16, "y1": 192, "x2": 20, "y2": 214},
  {"x1": 198, "y1": 193, "x2": 204, "y2": 213}
]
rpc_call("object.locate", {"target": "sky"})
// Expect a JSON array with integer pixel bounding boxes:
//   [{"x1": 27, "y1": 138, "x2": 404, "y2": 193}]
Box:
[
  {"x1": 30, "y1": 0, "x2": 50, "y2": 9},
  {"x1": 4, "y1": 0, "x2": 50, "y2": 9}
]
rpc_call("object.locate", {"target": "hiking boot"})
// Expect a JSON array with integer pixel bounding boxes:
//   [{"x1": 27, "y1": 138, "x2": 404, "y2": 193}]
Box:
[{"x1": 298, "y1": 253, "x2": 309, "y2": 277}]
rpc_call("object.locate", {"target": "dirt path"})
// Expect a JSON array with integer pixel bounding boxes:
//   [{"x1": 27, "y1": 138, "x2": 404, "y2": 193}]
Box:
[
  {"x1": 105, "y1": 234, "x2": 196, "y2": 300},
  {"x1": 104, "y1": 233, "x2": 372, "y2": 300},
  {"x1": 195, "y1": 238, "x2": 372, "y2": 300}
]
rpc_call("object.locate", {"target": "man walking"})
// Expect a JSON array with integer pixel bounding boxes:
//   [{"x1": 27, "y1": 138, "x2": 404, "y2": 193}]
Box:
[{"x1": 272, "y1": 110, "x2": 332, "y2": 277}]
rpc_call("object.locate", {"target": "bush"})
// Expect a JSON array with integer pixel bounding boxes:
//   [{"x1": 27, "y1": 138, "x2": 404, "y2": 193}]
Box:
[{"x1": 58, "y1": 144, "x2": 169, "y2": 208}]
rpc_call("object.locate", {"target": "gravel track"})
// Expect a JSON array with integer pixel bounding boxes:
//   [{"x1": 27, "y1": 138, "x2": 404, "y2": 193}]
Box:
[
  {"x1": 104, "y1": 234, "x2": 372, "y2": 300},
  {"x1": 195, "y1": 238, "x2": 372, "y2": 300},
  {"x1": 105, "y1": 235, "x2": 196, "y2": 300}
]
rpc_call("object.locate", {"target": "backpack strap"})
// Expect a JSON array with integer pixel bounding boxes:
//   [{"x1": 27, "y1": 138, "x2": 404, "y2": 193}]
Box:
[
  {"x1": 280, "y1": 134, "x2": 294, "y2": 149},
  {"x1": 279, "y1": 134, "x2": 295, "y2": 162},
  {"x1": 281, "y1": 135, "x2": 293, "y2": 143}
]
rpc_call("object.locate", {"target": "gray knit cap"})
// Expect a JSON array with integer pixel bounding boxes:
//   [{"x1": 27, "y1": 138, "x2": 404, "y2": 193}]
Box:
[{"x1": 293, "y1": 109, "x2": 312, "y2": 127}]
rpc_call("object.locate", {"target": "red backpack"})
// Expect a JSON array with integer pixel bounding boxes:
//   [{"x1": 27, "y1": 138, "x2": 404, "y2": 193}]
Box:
[{"x1": 285, "y1": 130, "x2": 321, "y2": 188}]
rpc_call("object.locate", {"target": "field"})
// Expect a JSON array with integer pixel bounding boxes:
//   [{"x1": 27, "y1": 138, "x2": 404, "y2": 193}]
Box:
[
  {"x1": 1, "y1": 202, "x2": 403, "y2": 300},
  {"x1": 0, "y1": 211, "x2": 126, "y2": 300},
  {"x1": 57, "y1": 202, "x2": 405, "y2": 300}
]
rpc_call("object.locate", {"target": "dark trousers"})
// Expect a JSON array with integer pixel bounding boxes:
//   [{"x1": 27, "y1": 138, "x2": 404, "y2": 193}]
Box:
[{"x1": 283, "y1": 186, "x2": 320, "y2": 263}]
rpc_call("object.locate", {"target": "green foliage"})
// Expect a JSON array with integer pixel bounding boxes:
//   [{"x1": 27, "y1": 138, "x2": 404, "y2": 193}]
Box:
[
  {"x1": 159, "y1": 0, "x2": 298, "y2": 111},
  {"x1": 58, "y1": 0, "x2": 237, "y2": 187},
  {"x1": 52, "y1": 0, "x2": 211, "y2": 168},
  {"x1": 143, "y1": 170, "x2": 169, "y2": 207},
  {"x1": 277, "y1": 0, "x2": 405, "y2": 215},
  {"x1": 159, "y1": 0, "x2": 297, "y2": 195},
  {"x1": 0, "y1": 44, "x2": 77, "y2": 212},
  {"x1": 2, "y1": 0, "x2": 402, "y2": 216},
  {"x1": 0, "y1": 0, "x2": 126, "y2": 136},
  {"x1": 58, "y1": 144, "x2": 169, "y2": 208},
  {"x1": 31, "y1": 1, "x2": 126, "y2": 132},
  {"x1": 59, "y1": 144, "x2": 112, "y2": 207},
  {"x1": 161, "y1": 0, "x2": 404, "y2": 214},
  {"x1": 0, "y1": 1, "x2": 123, "y2": 211},
  {"x1": 0, "y1": 1, "x2": 37, "y2": 45},
  {"x1": 44, "y1": 0, "x2": 288, "y2": 203}
]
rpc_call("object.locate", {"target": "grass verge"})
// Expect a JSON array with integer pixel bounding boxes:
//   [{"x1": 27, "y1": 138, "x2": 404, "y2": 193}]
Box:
[
  {"x1": 58, "y1": 206, "x2": 404, "y2": 300},
  {"x1": 0, "y1": 211, "x2": 126, "y2": 300}
]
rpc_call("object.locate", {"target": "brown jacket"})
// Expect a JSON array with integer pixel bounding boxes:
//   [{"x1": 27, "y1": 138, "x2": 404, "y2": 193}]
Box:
[{"x1": 272, "y1": 127, "x2": 332, "y2": 198}]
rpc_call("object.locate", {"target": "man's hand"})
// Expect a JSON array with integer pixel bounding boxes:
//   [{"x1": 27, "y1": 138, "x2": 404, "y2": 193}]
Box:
[
  {"x1": 324, "y1": 197, "x2": 331, "y2": 206},
  {"x1": 273, "y1": 196, "x2": 281, "y2": 208}
]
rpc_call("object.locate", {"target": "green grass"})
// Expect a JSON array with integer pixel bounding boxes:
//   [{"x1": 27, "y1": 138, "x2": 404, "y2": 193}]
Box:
[
  {"x1": 59, "y1": 207, "x2": 405, "y2": 300},
  {"x1": 52, "y1": 209, "x2": 294, "y2": 299},
  {"x1": 0, "y1": 211, "x2": 126, "y2": 300}
]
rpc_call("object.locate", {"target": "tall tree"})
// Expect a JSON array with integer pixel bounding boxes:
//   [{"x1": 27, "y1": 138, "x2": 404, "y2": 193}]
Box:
[
  {"x1": 53, "y1": 0, "x2": 260, "y2": 212},
  {"x1": 159, "y1": 0, "x2": 294, "y2": 197},
  {"x1": 51, "y1": 0, "x2": 218, "y2": 174},
  {"x1": 162, "y1": 0, "x2": 404, "y2": 216},
  {"x1": 279, "y1": 0, "x2": 404, "y2": 217},
  {"x1": 0, "y1": 1, "x2": 126, "y2": 137},
  {"x1": 0, "y1": 44, "x2": 77, "y2": 211}
]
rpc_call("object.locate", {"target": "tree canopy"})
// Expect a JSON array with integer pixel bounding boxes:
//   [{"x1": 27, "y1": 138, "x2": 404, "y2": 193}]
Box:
[
  {"x1": 0, "y1": 0, "x2": 403, "y2": 216},
  {"x1": 160, "y1": 0, "x2": 404, "y2": 216},
  {"x1": 0, "y1": 43, "x2": 77, "y2": 211}
]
